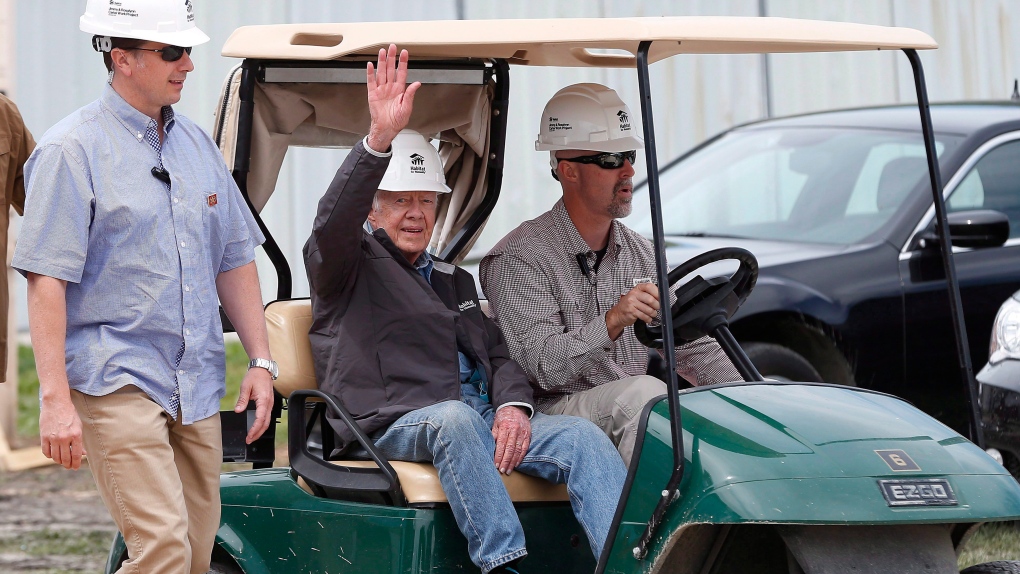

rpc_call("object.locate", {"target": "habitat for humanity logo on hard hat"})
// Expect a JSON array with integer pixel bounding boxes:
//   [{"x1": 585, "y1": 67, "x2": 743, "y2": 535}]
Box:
[
  {"x1": 617, "y1": 110, "x2": 631, "y2": 131},
  {"x1": 409, "y1": 153, "x2": 426, "y2": 174},
  {"x1": 185, "y1": 0, "x2": 195, "y2": 22}
]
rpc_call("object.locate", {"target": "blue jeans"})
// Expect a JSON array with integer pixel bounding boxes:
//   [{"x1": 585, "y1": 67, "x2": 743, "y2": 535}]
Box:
[{"x1": 368, "y1": 384, "x2": 626, "y2": 573}]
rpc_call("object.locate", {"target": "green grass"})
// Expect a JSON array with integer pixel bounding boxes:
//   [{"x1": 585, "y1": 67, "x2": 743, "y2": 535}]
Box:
[
  {"x1": 17, "y1": 345, "x2": 40, "y2": 438},
  {"x1": 959, "y1": 522, "x2": 1020, "y2": 568},
  {"x1": 0, "y1": 528, "x2": 113, "y2": 557},
  {"x1": 16, "y1": 343, "x2": 287, "y2": 449}
]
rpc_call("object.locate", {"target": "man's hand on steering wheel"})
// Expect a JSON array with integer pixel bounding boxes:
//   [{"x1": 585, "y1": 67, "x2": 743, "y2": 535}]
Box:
[
  {"x1": 603, "y1": 283, "x2": 660, "y2": 340},
  {"x1": 633, "y1": 247, "x2": 758, "y2": 348},
  {"x1": 606, "y1": 283, "x2": 660, "y2": 341}
]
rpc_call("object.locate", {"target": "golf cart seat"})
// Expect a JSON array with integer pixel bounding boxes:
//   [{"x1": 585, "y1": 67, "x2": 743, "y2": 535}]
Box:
[{"x1": 265, "y1": 298, "x2": 569, "y2": 505}]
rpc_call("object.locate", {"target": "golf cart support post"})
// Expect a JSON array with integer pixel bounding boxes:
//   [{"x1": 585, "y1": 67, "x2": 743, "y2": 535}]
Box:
[{"x1": 208, "y1": 16, "x2": 1002, "y2": 572}]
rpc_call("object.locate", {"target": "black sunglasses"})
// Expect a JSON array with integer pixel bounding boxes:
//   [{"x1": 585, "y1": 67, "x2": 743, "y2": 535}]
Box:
[
  {"x1": 128, "y1": 45, "x2": 192, "y2": 62},
  {"x1": 560, "y1": 150, "x2": 638, "y2": 170}
]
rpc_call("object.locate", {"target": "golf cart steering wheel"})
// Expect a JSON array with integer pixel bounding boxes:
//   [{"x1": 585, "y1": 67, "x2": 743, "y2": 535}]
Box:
[{"x1": 633, "y1": 247, "x2": 758, "y2": 348}]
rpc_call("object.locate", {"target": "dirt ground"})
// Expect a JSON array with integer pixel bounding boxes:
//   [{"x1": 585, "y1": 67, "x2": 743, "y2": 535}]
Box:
[{"x1": 0, "y1": 463, "x2": 116, "y2": 574}]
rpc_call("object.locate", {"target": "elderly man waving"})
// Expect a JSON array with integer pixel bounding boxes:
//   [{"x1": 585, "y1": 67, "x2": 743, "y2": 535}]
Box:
[{"x1": 303, "y1": 45, "x2": 625, "y2": 574}]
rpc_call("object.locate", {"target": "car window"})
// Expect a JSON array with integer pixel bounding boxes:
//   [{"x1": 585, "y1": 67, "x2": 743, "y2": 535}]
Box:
[
  {"x1": 948, "y1": 138, "x2": 1020, "y2": 238},
  {"x1": 626, "y1": 127, "x2": 958, "y2": 245},
  {"x1": 650, "y1": 143, "x2": 807, "y2": 229},
  {"x1": 845, "y1": 144, "x2": 930, "y2": 215}
]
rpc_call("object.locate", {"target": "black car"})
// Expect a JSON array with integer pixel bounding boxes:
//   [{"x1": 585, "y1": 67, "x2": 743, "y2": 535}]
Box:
[
  {"x1": 626, "y1": 103, "x2": 1020, "y2": 436},
  {"x1": 978, "y1": 290, "x2": 1020, "y2": 477}
]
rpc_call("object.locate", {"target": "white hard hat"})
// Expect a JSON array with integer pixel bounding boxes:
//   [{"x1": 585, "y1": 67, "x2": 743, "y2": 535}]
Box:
[
  {"x1": 536, "y1": 83, "x2": 644, "y2": 153},
  {"x1": 379, "y1": 130, "x2": 452, "y2": 194},
  {"x1": 80, "y1": 0, "x2": 210, "y2": 49}
]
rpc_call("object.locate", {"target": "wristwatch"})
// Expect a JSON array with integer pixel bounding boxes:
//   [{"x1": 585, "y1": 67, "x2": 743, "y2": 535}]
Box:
[{"x1": 248, "y1": 358, "x2": 279, "y2": 381}]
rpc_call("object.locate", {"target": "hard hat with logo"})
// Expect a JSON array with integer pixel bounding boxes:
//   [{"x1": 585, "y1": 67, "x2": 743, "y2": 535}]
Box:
[
  {"x1": 80, "y1": 0, "x2": 210, "y2": 51},
  {"x1": 379, "y1": 130, "x2": 452, "y2": 194},
  {"x1": 536, "y1": 83, "x2": 644, "y2": 154}
]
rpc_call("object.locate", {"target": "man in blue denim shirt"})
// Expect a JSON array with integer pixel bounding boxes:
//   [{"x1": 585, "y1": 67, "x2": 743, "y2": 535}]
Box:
[
  {"x1": 304, "y1": 45, "x2": 626, "y2": 574},
  {"x1": 12, "y1": 2, "x2": 274, "y2": 572}
]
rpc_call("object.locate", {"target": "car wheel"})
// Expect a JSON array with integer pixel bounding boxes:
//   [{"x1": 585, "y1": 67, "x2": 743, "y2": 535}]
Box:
[
  {"x1": 210, "y1": 560, "x2": 244, "y2": 574},
  {"x1": 961, "y1": 561, "x2": 1020, "y2": 573},
  {"x1": 743, "y1": 342, "x2": 823, "y2": 382},
  {"x1": 1002, "y1": 451, "x2": 1020, "y2": 483}
]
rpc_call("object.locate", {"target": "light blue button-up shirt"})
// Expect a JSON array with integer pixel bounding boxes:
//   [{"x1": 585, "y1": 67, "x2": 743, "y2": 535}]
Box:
[{"x1": 13, "y1": 86, "x2": 265, "y2": 424}]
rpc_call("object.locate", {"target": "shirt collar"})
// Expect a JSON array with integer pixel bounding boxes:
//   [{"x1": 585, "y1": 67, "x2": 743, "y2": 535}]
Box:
[
  {"x1": 413, "y1": 251, "x2": 435, "y2": 284},
  {"x1": 101, "y1": 85, "x2": 176, "y2": 142},
  {"x1": 160, "y1": 105, "x2": 176, "y2": 135},
  {"x1": 551, "y1": 198, "x2": 622, "y2": 259}
]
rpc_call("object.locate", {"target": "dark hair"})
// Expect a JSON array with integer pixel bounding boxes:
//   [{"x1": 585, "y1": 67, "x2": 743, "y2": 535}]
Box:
[{"x1": 101, "y1": 37, "x2": 146, "y2": 72}]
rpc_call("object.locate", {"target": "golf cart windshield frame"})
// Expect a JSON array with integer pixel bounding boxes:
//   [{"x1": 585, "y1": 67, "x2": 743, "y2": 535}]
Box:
[{"x1": 221, "y1": 20, "x2": 977, "y2": 571}]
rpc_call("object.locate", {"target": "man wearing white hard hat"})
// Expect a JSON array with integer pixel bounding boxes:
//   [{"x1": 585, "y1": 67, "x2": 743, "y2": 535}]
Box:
[
  {"x1": 13, "y1": 1, "x2": 274, "y2": 572},
  {"x1": 481, "y1": 83, "x2": 741, "y2": 467},
  {"x1": 304, "y1": 47, "x2": 624, "y2": 574}
]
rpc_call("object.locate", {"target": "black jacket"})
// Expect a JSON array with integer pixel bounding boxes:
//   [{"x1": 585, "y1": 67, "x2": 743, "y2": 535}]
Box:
[{"x1": 303, "y1": 141, "x2": 534, "y2": 449}]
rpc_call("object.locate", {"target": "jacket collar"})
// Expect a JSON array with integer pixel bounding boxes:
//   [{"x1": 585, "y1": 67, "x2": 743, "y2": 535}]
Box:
[{"x1": 372, "y1": 228, "x2": 417, "y2": 271}]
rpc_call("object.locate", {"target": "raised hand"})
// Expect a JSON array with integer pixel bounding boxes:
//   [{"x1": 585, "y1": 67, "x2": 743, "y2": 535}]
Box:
[{"x1": 366, "y1": 44, "x2": 421, "y2": 152}]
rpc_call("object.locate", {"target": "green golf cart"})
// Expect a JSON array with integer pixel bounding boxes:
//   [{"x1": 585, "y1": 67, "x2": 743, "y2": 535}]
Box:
[{"x1": 104, "y1": 16, "x2": 1020, "y2": 574}]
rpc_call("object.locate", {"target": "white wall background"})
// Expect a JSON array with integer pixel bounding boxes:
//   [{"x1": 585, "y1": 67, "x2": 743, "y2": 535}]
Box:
[{"x1": 6, "y1": 0, "x2": 1020, "y2": 328}]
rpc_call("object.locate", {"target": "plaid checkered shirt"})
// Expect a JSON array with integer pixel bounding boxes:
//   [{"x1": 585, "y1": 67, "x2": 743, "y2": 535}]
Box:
[{"x1": 480, "y1": 199, "x2": 742, "y2": 404}]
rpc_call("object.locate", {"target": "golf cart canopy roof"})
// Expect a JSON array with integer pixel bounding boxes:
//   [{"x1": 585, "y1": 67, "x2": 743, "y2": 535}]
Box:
[
  {"x1": 221, "y1": 16, "x2": 937, "y2": 64},
  {"x1": 216, "y1": 16, "x2": 938, "y2": 253}
]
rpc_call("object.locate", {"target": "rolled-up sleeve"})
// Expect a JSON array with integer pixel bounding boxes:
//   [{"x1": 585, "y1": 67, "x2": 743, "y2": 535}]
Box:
[
  {"x1": 12, "y1": 142, "x2": 94, "y2": 283},
  {"x1": 673, "y1": 335, "x2": 742, "y2": 385}
]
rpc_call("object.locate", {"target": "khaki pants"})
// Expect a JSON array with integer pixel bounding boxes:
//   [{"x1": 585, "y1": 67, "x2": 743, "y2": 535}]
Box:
[
  {"x1": 71, "y1": 386, "x2": 222, "y2": 574},
  {"x1": 538, "y1": 375, "x2": 665, "y2": 468}
]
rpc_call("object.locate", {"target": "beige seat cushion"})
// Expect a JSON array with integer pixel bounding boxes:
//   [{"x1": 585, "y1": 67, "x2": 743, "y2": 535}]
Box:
[
  {"x1": 265, "y1": 298, "x2": 491, "y2": 397},
  {"x1": 265, "y1": 299, "x2": 566, "y2": 504},
  {"x1": 296, "y1": 460, "x2": 569, "y2": 504},
  {"x1": 265, "y1": 299, "x2": 318, "y2": 398}
]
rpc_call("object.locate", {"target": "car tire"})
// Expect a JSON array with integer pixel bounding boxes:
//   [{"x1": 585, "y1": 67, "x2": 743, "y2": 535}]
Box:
[
  {"x1": 1002, "y1": 450, "x2": 1020, "y2": 483},
  {"x1": 210, "y1": 561, "x2": 244, "y2": 574},
  {"x1": 961, "y1": 561, "x2": 1020, "y2": 573},
  {"x1": 743, "y1": 342, "x2": 823, "y2": 382}
]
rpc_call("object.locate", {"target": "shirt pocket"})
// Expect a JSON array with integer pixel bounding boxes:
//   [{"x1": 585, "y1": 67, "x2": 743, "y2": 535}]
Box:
[
  {"x1": 200, "y1": 190, "x2": 225, "y2": 252},
  {"x1": 561, "y1": 298, "x2": 587, "y2": 331}
]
